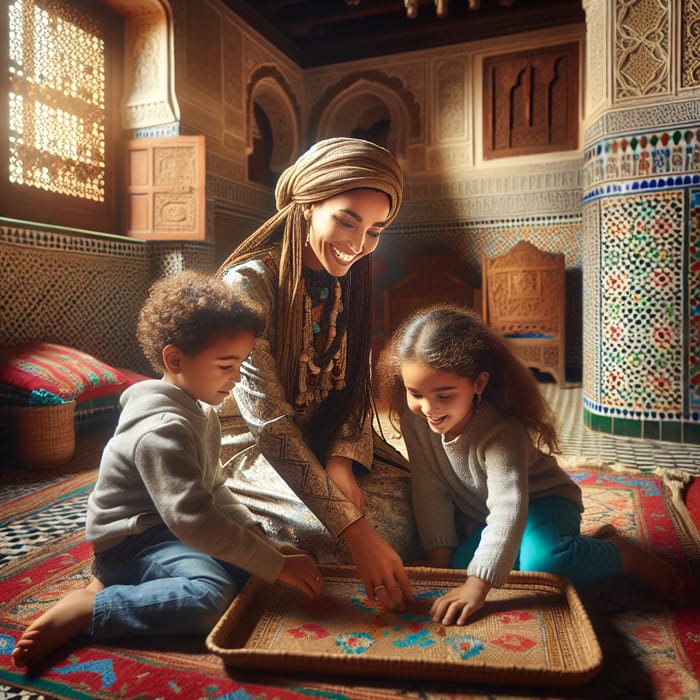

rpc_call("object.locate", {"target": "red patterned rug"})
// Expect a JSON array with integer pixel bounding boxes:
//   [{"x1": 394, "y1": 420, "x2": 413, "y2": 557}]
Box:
[{"x1": 0, "y1": 460, "x2": 698, "y2": 700}]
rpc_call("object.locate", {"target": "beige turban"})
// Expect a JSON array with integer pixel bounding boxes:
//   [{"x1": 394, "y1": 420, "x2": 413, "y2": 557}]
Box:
[{"x1": 274, "y1": 137, "x2": 403, "y2": 225}]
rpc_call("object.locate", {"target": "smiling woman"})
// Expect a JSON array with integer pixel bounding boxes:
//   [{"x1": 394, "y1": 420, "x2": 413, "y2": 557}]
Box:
[
  {"x1": 301, "y1": 189, "x2": 389, "y2": 277},
  {"x1": 217, "y1": 137, "x2": 421, "y2": 612}
]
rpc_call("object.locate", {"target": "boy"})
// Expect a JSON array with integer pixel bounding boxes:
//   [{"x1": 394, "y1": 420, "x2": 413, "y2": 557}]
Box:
[{"x1": 13, "y1": 270, "x2": 322, "y2": 669}]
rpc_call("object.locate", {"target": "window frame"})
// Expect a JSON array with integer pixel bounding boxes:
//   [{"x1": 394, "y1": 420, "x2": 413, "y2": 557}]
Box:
[{"x1": 0, "y1": 0, "x2": 123, "y2": 233}]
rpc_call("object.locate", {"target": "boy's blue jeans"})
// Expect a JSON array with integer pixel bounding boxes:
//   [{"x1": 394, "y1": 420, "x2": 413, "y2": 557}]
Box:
[
  {"x1": 91, "y1": 524, "x2": 250, "y2": 639},
  {"x1": 452, "y1": 496, "x2": 622, "y2": 587}
]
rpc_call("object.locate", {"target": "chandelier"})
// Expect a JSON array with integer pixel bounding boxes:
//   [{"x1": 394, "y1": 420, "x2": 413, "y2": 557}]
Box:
[{"x1": 345, "y1": 0, "x2": 516, "y2": 19}]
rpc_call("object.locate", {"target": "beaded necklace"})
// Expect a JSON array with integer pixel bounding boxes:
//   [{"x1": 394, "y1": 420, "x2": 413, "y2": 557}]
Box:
[{"x1": 296, "y1": 266, "x2": 349, "y2": 411}]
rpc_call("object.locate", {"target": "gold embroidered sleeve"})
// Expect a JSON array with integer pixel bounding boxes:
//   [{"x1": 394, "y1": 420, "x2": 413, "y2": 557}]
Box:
[{"x1": 328, "y1": 413, "x2": 373, "y2": 471}]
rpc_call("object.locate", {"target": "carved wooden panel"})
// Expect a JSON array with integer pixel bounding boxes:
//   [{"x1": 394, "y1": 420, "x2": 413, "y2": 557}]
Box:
[
  {"x1": 126, "y1": 135, "x2": 205, "y2": 240},
  {"x1": 482, "y1": 240, "x2": 566, "y2": 385},
  {"x1": 483, "y1": 43, "x2": 579, "y2": 159}
]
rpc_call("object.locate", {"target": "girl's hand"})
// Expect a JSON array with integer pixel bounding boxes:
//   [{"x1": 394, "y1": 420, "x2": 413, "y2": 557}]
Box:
[
  {"x1": 326, "y1": 456, "x2": 365, "y2": 513},
  {"x1": 277, "y1": 553, "x2": 324, "y2": 600},
  {"x1": 341, "y1": 517, "x2": 415, "y2": 611},
  {"x1": 430, "y1": 575, "x2": 491, "y2": 625}
]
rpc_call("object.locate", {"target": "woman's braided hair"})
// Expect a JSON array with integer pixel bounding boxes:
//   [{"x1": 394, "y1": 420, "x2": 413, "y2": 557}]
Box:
[{"x1": 217, "y1": 138, "x2": 403, "y2": 461}]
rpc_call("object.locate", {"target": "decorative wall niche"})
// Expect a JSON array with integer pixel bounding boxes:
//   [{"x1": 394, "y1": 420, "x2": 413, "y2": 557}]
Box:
[
  {"x1": 483, "y1": 42, "x2": 579, "y2": 159},
  {"x1": 312, "y1": 73, "x2": 418, "y2": 161},
  {"x1": 245, "y1": 68, "x2": 300, "y2": 184}
]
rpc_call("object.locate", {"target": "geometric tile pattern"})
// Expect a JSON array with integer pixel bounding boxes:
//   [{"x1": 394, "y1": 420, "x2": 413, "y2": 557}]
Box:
[
  {"x1": 581, "y1": 199, "x2": 601, "y2": 400},
  {"x1": 0, "y1": 495, "x2": 88, "y2": 569},
  {"x1": 599, "y1": 190, "x2": 685, "y2": 416},
  {"x1": 690, "y1": 189, "x2": 700, "y2": 412},
  {"x1": 583, "y1": 118, "x2": 700, "y2": 443}
]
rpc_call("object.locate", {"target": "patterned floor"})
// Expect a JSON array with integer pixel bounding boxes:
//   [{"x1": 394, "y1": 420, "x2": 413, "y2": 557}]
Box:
[
  {"x1": 541, "y1": 383, "x2": 700, "y2": 476},
  {"x1": 1, "y1": 382, "x2": 699, "y2": 699}
]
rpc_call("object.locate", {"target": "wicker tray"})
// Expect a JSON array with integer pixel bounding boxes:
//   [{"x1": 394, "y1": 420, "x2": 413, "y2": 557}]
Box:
[{"x1": 206, "y1": 564, "x2": 602, "y2": 687}]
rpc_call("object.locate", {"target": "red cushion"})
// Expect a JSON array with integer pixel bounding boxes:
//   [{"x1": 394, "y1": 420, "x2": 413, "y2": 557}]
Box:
[{"x1": 0, "y1": 342, "x2": 134, "y2": 403}]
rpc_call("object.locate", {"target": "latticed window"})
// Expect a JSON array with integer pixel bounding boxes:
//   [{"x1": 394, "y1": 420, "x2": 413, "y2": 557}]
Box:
[{"x1": 0, "y1": 0, "x2": 122, "y2": 232}]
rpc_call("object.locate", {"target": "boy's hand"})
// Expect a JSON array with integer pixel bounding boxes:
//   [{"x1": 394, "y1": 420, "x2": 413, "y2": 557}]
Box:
[
  {"x1": 429, "y1": 575, "x2": 491, "y2": 625},
  {"x1": 326, "y1": 456, "x2": 365, "y2": 513},
  {"x1": 277, "y1": 553, "x2": 324, "y2": 599}
]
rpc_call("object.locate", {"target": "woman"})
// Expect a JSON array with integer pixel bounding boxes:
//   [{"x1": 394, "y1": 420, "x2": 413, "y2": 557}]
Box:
[{"x1": 217, "y1": 137, "x2": 419, "y2": 610}]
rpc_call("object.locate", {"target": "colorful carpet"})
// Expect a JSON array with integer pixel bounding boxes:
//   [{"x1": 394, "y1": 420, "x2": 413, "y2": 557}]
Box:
[{"x1": 0, "y1": 459, "x2": 699, "y2": 700}]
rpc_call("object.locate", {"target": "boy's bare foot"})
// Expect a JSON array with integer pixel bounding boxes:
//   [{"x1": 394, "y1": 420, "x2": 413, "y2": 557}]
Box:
[
  {"x1": 594, "y1": 525, "x2": 683, "y2": 602},
  {"x1": 11, "y1": 587, "x2": 96, "y2": 669}
]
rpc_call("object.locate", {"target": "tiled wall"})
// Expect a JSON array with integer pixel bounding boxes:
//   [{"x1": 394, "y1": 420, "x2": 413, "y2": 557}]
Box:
[
  {"x1": 582, "y1": 116, "x2": 700, "y2": 444},
  {"x1": 0, "y1": 221, "x2": 215, "y2": 375}
]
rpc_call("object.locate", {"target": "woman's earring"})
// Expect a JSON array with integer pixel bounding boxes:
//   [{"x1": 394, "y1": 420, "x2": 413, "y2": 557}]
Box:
[{"x1": 303, "y1": 209, "x2": 312, "y2": 246}]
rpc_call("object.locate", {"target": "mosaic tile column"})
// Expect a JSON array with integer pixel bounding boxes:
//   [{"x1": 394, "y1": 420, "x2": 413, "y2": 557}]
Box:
[{"x1": 581, "y1": 0, "x2": 700, "y2": 444}]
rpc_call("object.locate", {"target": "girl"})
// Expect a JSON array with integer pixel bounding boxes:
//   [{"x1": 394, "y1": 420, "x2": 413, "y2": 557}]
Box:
[{"x1": 378, "y1": 304, "x2": 683, "y2": 625}]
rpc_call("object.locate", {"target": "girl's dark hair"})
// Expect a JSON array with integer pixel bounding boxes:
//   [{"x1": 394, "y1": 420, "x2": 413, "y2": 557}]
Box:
[
  {"x1": 137, "y1": 270, "x2": 264, "y2": 373},
  {"x1": 377, "y1": 304, "x2": 560, "y2": 453}
]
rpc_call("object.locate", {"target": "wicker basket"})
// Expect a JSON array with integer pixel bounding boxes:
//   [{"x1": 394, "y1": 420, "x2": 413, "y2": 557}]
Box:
[{"x1": 9, "y1": 401, "x2": 76, "y2": 468}]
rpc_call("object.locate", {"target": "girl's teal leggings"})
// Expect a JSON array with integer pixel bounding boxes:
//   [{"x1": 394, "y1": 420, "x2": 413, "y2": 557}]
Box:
[{"x1": 452, "y1": 496, "x2": 622, "y2": 587}]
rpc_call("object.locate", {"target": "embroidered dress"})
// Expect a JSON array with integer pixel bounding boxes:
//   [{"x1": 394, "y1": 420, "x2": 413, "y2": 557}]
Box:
[{"x1": 219, "y1": 246, "x2": 420, "y2": 563}]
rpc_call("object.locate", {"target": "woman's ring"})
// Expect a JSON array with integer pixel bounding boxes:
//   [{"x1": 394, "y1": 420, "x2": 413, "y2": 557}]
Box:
[
  {"x1": 315, "y1": 575, "x2": 321, "y2": 582},
  {"x1": 374, "y1": 583, "x2": 386, "y2": 592}
]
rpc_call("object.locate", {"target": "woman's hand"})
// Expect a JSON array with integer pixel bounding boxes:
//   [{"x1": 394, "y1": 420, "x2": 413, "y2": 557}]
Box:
[
  {"x1": 341, "y1": 517, "x2": 414, "y2": 611},
  {"x1": 430, "y1": 575, "x2": 491, "y2": 625},
  {"x1": 277, "y1": 552, "x2": 324, "y2": 600},
  {"x1": 326, "y1": 456, "x2": 365, "y2": 513}
]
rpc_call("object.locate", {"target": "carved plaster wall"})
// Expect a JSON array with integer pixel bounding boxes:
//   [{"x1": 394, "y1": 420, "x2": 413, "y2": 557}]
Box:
[
  {"x1": 583, "y1": 0, "x2": 700, "y2": 114},
  {"x1": 615, "y1": 0, "x2": 671, "y2": 99},
  {"x1": 312, "y1": 76, "x2": 416, "y2": 162},
  {"x1": 682, "y1": 0, "x2": 700, "y2": 88},
  {"x1": 101, "y1": 0, "x2": 180, "y2": 130},
  {"x1": 246, "y1": 68, "x2": 300, "y2": 174}
]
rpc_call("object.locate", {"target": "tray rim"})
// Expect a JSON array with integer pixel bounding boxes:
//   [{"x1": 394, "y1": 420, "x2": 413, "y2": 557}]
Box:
[{"x1": 206, "y1": 564, "x2": 602, "y2": 688}]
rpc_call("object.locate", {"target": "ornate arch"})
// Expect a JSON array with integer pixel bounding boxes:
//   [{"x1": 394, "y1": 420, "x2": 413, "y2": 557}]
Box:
[
  {"x1": 246, "y1": 66, "x2": 301, "y2": 175},
  {"x1": 103, "y1": 0, "x2": 180, "y2": 130},
  {"x1": 309, "y1": 71, "x2": 420, "y2": 160}
]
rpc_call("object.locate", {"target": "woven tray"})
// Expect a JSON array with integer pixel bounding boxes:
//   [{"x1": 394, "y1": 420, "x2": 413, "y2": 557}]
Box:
[{"x1": 206, "y1": 564, "x2": 602, "y2": 687}]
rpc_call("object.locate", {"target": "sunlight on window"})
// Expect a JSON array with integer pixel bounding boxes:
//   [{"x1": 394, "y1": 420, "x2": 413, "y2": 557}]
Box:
[{"x1": 7, "y1": 0, "x2": 106, "y2": 201}]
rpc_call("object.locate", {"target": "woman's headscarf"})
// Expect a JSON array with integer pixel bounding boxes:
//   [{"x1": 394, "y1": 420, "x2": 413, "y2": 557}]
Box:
[
  {"x1": 218, "y1": 137, "x2": 403, "y2": 275},
  {"x1": 274, "y1": 137, "x2": 403, "y2": 225}
]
